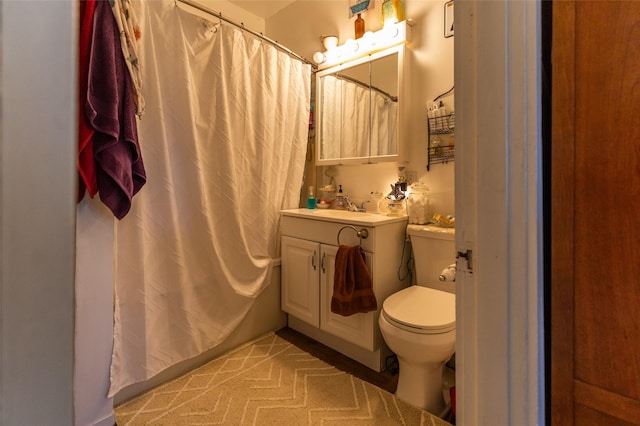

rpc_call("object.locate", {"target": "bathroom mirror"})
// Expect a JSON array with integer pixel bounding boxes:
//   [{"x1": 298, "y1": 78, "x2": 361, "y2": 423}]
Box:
[{"x1": 316, "y1": 44, "x2": 406, "y2": 165}]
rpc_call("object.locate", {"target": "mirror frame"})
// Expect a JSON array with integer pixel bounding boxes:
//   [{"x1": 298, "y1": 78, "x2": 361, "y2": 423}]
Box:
[{"x1": 315, "y1": 43, "x2": 408, "y2": 165}]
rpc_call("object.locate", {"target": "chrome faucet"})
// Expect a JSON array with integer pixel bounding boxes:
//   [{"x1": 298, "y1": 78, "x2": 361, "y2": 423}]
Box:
[{"x1": 346, "y1": 198, "x2": 367, "y2": 212}]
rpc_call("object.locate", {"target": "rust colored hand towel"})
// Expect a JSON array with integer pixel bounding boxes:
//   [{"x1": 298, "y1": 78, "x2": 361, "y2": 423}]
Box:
[{"x1": 331, "y1": 245, "x2": 377, "y2": 316}]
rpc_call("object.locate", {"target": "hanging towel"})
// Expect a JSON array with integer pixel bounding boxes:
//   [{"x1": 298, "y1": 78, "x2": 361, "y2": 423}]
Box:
[
  {"x1": 87, "y1": 0, "x2": 146, "y2": 219},
  {"x1": 109, "y1": 0, "x2": 145, "y2": 116},
  {"x1": 78, "y1": 0, "x2": 98, "y2": 200},
  {"x1": 331, "y1": 245, "x2": 377, "y2": 316}
]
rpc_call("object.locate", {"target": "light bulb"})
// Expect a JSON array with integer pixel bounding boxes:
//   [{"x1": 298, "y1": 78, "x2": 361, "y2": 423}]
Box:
[
  {"x1": 385, "y1": 24, "x2": 400, "y2": 39},
  {"x1": 322, "y1": 35, "x2": 338, "y2": 50},
  {"x1": 312, "y1": 51, "x2": 326, "y2": 64},
  {"x1": 362, "y1": 31, "x2": 375, "y2": 47},
  {"x1": 344, "y1": 38, "x2": 359, "y2": 52}
]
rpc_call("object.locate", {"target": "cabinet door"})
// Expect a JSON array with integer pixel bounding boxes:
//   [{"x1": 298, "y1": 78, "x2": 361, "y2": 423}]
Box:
[
  {"x1": 281, "y1": 236, "x2": 320, "y2": 327},
  {"x1": 320, "y1": 244, "x2": 375, "y2": 350}
]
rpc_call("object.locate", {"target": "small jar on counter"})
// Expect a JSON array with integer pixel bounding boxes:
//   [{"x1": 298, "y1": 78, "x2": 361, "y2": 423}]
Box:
[{"x1": 406, "y1": 182, "x2": 431, "y2": 224}]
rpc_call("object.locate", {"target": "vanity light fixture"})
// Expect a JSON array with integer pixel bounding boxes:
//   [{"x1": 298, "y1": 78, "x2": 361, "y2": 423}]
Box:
[{"x1": 312, "y1": 19, "x2": 411, "y2": 69}]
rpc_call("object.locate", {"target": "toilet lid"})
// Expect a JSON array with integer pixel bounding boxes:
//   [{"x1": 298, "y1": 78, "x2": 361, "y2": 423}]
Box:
[{"x1": 382, "y1": 286, "x2": 455, "y2": 333}]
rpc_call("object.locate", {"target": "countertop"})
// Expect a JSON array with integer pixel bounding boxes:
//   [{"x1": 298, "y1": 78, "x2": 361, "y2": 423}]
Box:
[{"x1": 280, "y1": 208, "x2": 409, "y2": 227}]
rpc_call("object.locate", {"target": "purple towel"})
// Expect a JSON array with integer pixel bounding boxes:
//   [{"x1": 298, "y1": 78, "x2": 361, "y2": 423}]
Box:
[{"x1": 87, "y1": 0, "x2": 146, "y2": 219}]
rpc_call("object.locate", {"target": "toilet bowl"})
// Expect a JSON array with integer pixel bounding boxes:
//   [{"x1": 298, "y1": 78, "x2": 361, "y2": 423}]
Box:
[
  {"x1": 379, "y1": 224, "x2": 456, "y2": 416},
  {"x1": 379, "y1": 285, "x2": 455, "y2": 415}
]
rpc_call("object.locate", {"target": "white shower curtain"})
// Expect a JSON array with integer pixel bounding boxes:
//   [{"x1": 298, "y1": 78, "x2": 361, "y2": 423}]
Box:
[
  {"x1": 320, "y1": 76, "x2": 397, "y2": 160},
  {"x1": 108, "y1": 0, "x2": 311, "y2": 396},
  {"x1": 341, "y1": 79, "x2": 370, "y2": 158},
  {"x1": 319, "y1": 75, "x2": 342, "y2": 159},
  {"x1": 371, "y1": 90, "x2": 398, "y2": 156}
]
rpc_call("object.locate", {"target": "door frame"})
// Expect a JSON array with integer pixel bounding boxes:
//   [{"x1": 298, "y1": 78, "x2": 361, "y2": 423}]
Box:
[
  {"x1": 0, "y1": 1, "x2": 76, "y2": 424},
  {"x1": 454, "y1": 1, "x2": 544, "y2": 424}
]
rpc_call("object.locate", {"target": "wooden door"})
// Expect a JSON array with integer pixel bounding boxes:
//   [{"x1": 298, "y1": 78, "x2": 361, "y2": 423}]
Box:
[{"x1": 551, "y1": 1, "x2": 640, "y2": 424}]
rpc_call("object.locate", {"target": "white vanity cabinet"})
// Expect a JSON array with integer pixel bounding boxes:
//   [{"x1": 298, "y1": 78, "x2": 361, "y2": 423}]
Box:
[
  {"x1": 280, "y1": 209, "x2": 407, "y2": 372},
  {"x1": 281, "y1": 237, "x2": 374, "y2": 349}
]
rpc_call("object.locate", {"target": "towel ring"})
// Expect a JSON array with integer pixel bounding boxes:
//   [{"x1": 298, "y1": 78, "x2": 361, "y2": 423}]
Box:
[{"x1": 337, "y1": 225, "x2": 369, "y2": 246}]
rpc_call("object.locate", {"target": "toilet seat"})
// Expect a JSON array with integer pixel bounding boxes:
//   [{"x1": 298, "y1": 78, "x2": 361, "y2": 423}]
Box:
[{"x1": 382, "y1": 286, "x2": 455, "y2": 334}]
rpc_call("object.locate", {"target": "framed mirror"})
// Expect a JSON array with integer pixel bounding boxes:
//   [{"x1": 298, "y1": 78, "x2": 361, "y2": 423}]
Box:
[{"x1": 316, "y1": 44, "x2": 405, "y2": 165}]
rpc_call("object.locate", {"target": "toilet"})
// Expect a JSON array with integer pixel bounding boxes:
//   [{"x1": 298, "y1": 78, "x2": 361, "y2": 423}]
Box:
[{"x1": 379, "y1": 224, "x2": 456, "y2": 416}]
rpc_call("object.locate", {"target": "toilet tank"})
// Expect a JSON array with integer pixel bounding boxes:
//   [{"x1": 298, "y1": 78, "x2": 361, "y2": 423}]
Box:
[{"x1": 407, "y1": 224, "x2": 456, "y2": 293}]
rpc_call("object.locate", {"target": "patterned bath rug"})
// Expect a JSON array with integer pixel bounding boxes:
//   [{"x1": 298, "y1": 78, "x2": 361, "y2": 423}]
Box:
[{"x1": 115, "y1": 332, "x2": 452, "y2": 425}]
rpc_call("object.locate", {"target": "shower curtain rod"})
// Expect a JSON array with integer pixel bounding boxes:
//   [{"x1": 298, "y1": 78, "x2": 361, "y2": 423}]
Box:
[
  {"x1": 176, "y1": 0, "x2": 316, "y2": 68},
  {"x1": 333, "y1": 73, "x2": 398, "y2": 102}
]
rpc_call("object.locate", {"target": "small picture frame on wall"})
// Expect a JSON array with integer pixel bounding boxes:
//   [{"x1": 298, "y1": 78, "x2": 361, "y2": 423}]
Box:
[
  {"x1": 349, "y1": 0, "x2": 373, "y2": 17},
  {"x1": 444, "y1": 0, "x2": 454, "y2": 38}
]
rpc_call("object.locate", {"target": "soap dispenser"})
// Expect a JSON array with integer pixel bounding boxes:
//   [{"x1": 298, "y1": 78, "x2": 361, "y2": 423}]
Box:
[{"x1": 333, "y1": 185, "x2": 348, "y2": 210}]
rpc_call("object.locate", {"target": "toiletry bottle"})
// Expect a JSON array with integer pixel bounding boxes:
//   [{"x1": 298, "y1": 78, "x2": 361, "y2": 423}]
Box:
[
  {"x1": 438, "y1": 100, "x2": 447, "y2": 116},
  {"x1": 307, "y1": 186, "x2": 316, "y2": 209},
  {"x1": 334, "y1": 185, "x2": 346, "y2": 210},
  {"x1": 432, "y1": 105, "x2": 442, "y2": 131},
  {"x1": 438, "y1": 101, "x2": 447, "y2": 129},
  {"x1": 355, "y1": 13, "x2": 365, "y2": 39}
]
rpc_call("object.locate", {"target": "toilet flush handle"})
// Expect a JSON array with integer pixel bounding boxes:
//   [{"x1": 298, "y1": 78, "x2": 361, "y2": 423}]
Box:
[{"x1": 439, "y1": 264, "x2": 457, "y2": 281}]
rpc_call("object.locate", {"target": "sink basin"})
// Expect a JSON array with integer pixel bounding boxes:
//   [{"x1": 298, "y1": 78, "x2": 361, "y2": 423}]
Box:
[{"x1": 280, "y1": 208, "x2": 407, "y2": 226}]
